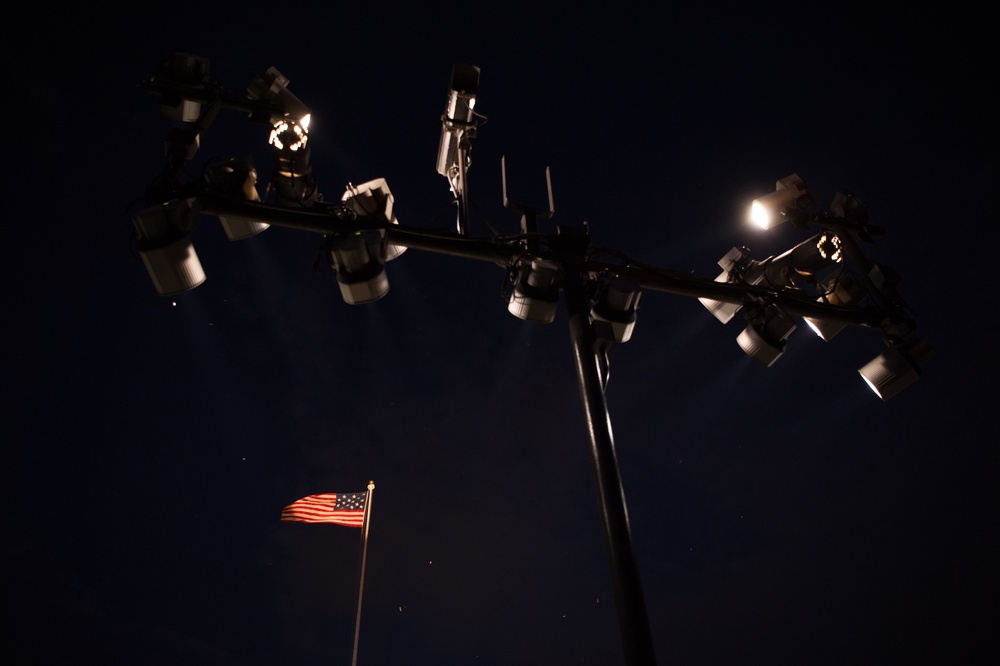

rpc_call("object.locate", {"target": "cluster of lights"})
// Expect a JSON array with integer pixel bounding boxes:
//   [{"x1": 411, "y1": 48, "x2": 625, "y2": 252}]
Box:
[
  {"x1": 134, "y1": 56, "x2": 323, "y2": 295},
  {"x1": 135, "y1": 55, "x2": 928, "y2": 401},
  {"x1": 700, "y1": 174, "x2": 929, "y2": 398},
  {"x1": 132, "y1": 57, "x2": 935, "y2": 666}
]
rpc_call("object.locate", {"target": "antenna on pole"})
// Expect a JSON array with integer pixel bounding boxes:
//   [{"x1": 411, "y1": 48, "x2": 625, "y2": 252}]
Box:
[{"x1": 501, "y1": 155, "x2": 554, "y2": 253}]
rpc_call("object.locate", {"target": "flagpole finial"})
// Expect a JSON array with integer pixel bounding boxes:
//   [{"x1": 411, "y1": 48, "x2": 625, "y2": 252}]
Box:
[{"x1": 368, "y1": 480, "x2": 375, "y2": 490}]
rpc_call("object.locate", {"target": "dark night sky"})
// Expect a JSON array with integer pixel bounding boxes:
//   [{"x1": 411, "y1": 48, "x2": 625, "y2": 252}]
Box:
[{"x1": 3, "y1": 4, "x2": 996, "y2": 664}]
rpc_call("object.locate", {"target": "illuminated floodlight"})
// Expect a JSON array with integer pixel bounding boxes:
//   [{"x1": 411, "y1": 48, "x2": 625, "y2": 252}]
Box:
[
  {"x1": 699, "y1": 247, "x2": 756, "y2": 323},
  {"x1": 701, "y1": 233, "x2": 845, "y2": 328},
  {"x1": 132, "y1": 198, "x2": 206, "y2": 296},
  {"x1": 341, "y1": 179, "x2": 406, "y2": 261},
  {"x1": 760, "y1": 232, "x2": 843, "y2": 287},
  {"x1": 204, "y1": 157, "x2": 269, "y2": 240},
  {"x1": 327, "y1": 231, "x2": 390, "y2": 305},
  {"x1": 269, "y1": 119, "x2": 317, "y2": 206},
  {"x1": 859, "y1": 335, "x2": 931, "y2": 400},
  {"x1": 246, "y1": 67, "x2": 317, "y2": 206},
  {"x1": 507, "y1": 258, "x2": 560, "y2": 323},
  {"x1": 749, "y1": 174, "x2": 811, "y2": 230},
  {"x1": 736, "y1": 307, "x2": 797, "y2": 367},
  {"x1": 803, "y1": 273, "x2": 866, "y2": 341},
  {"x1": 591, "y1": 276, "x2": 642, "y2": 344}
]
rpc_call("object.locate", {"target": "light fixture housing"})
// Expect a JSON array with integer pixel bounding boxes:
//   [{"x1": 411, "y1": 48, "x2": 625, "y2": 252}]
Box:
[
  {"x1": 246, "y1": 67, "x2": 317, "y2": 207},
  {"x1": 132, "y1": 198, "x2": 206, "y2": 296},
  {"x1": 154, "y1": 53, "x2": 209, "y2": 122},
  {"x1": 327, "y1": 231, "x2": 390, "y2": 305},
  {"x1": 736, "y1": 307, "x2": 797, "y2": 367},
  {"x1": 759, "y1": 233, "x2": 843, "y2": 286},
  {"x1": 698, "y1": 247, "x2": 750, "y2": 324},
  {"x1": 859, "y1": 334, "x2": 931, "y2": 400},
  {"x1": 749, "y1": 174, "x2": 812, "y2": 230},
  {"x1": 591, "y1": 276, "x2": 641, "y2": 344},
  {"x1": 269, "y1": 118, "x2": 317, "y2": 206},
  {"x1": 204, "y1": 157, "x2": 269, "y2": 240},
  {"x1": 803, "y1": 273, "x2": 866, "y2": 341},
  {"x1": 246, "y1": 67, "x2": 312, "y2": 130},
  {"x1": 507, "y1": 258, "x2": 560, "y2": 323},
  {"x1": 698, "y1": 247, "x2": 764, "y2": 324},
  {"x1": 341, "y1": 179, "x2": 406, "y2": 261}
]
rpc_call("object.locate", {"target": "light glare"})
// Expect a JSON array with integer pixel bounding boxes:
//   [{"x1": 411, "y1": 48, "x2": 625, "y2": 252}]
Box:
[{"x1": 750, "y1": 200, "x2": 771, "y2": 229}]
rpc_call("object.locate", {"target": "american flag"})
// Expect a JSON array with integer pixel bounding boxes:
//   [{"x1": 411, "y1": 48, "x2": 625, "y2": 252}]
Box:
[{"x1": 280, "y1": 492, "x2": 367, "y2": 527}]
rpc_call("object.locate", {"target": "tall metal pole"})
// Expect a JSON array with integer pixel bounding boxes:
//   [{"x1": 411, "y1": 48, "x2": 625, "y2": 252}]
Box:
[
  {"x1": 563, "y1": 269, "x2": 657, "y2": 666},
  {"x1": 351, "y1": 480, "x2": 375, "y2": 666}
]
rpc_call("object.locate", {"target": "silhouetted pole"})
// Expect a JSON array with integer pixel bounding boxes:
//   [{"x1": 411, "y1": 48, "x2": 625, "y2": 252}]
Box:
[
  {"x1": 564, "y1": 267, "x2": 657, "y2": 666},
  {"x1": 351, "y1": 481, "x2": 375, "y2": 666}
]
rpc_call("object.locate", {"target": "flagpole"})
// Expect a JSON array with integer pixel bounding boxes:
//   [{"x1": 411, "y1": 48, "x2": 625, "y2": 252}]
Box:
[{"x1": 351, "y1": 480, "x2": 375, "y2": 666}]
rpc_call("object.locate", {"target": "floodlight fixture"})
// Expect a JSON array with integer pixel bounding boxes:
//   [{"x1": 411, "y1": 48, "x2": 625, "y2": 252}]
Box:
[
  {"x1": 699, "y1": 247, "x2": 761, "y2": 324},
  {"x1": 749, "y1": 174, "x2": 812, "y2": 230},
  {"x1": 341, "y1": 179, "x2": 407, "y2": 261},
  {"x1": 132, "y1": 198, "x2": 206, "y2": 296},
  {"x1": 327, "y1": 231, "x2": 390, "y2": 305},
  {"x1": 859, "y1": 334, "x2": 931, "y2": 400},
  {"x1": 829, "y1": 190, "x2": 881, "y2": 239},
  {"x1": 246, "y1": 67, "x2": 312, "y2": 129},
  {"x1": 700, "y1": 231, "x2": 844, "y2": 323},
  {"x1": 736, "y1": 306, "x2": 797, "y2": 367},
  {"x1": 507, "y1": 257, "x2": 560, "y2": 323},
  {"x1": 154, "y1": 53, "x2": 209, "y2": 122},
  {"x1": 803, "y1": 273, "x2": 866, "y2": 341},
  {"x1": 204, "y1": 157, "x2": 270, "y2": 240},
  {"x1": 591, "y1": 276, "x2": 642, "y2": 344},
  {"x1": 269, "y1": 118, "x2": 318, "y2": 206},
  {"x1": 759, "y1": 232, "x2": 843, "y2": 287},
  {"x1": 244, "y1": 67, "x2": 318, "y2": 206}
]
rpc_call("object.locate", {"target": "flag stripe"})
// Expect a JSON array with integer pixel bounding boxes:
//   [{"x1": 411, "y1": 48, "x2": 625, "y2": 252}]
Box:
[{"x1": 280, "y1": 492, "x2": 367, "y2": 527}]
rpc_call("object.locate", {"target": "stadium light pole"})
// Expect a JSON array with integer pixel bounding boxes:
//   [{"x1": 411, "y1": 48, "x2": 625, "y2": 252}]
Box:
[{"x1": 135, "y1": 54, "x2": 928, "y2": 665}]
